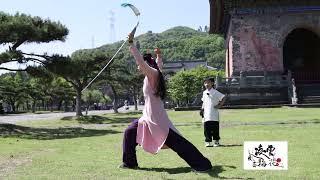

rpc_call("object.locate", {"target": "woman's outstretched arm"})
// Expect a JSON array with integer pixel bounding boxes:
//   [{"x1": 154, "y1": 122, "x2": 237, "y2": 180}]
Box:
[
  {"x1": 154, "y1": 48, "x2": 163, "y2": 71},
  {"x1": 129, "y1": 44, "x2": 158, "y2": 78}
]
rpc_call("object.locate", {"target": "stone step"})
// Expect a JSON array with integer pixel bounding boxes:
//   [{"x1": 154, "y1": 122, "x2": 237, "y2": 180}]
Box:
[{"x1": 300, "y1": 96, "x2": 320, "y2": 103}]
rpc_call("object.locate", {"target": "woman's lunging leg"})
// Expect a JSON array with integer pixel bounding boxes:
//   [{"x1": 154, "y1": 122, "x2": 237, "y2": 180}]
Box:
[
  {"x1": 122, "y1": 119, "x2": 139, "y2": 168},
  {"x1": 165, "y1": 129, "x2": 212, "y2": 171}
]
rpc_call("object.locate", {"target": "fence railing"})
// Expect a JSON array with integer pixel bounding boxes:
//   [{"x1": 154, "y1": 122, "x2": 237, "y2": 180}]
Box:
[
  {"x1": 293, "y1": 71, "x2": 320, "y2": 83},
  {"x1": 215, "y1": 73, "x2": 289, "y2": 89}
]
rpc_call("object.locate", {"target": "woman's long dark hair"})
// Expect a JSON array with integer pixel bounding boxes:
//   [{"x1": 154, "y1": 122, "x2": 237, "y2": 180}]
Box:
[{"x1": 143, "y1": 53, "x2": 166, "y2": 100}]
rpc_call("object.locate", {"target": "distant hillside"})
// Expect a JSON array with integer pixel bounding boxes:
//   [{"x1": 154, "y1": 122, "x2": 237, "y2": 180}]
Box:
[
  {"x1": 96, "y1": 26, "x2": 225, "y2": 70},
  {"x1": 148, "y1": 26, "x2": 204, "y2": 40}
]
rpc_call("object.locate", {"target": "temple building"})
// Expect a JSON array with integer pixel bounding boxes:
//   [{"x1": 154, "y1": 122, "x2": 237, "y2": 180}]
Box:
[
  {"x1": 162, "y1": 60, "x2": 215, "y2": 78},
  {"x1": 209, "y1": 0, "x2": 320, "y2": 105}
]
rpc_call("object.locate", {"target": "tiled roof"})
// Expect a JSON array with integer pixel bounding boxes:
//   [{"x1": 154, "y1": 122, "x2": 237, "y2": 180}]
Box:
[
  {"x1": 162, "y1": 60, "x2": 212, "y2": 72},
  {"x1": 212, "y1": 0, "x2": 320, "y2": 35}
]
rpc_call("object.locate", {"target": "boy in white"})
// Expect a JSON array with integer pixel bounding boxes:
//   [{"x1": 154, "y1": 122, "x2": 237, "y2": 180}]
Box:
[{"x1": 201, "y1": 77, "x2": 225, "y2": 147}]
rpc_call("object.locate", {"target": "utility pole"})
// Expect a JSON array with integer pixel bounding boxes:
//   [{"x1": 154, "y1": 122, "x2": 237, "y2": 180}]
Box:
[{"x1": 108, "y1": 10, "x2": 116, "y2": 43}]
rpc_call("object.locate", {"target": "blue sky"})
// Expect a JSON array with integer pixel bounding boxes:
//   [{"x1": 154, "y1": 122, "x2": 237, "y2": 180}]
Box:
[{"x1": 0, "y1": 0, "x2": 210, "y2": 72}]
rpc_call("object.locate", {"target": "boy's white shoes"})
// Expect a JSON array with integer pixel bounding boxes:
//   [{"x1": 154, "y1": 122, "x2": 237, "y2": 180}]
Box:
[
  {"x1": 213, "y1": 141, "x2": 220, "y2": 147},
  {"x1": 205, "y1": 141, "x2": 220, "y2": 147},
  {"x1": 205, "y1": 142, "x2": 213, "y2": 147}
]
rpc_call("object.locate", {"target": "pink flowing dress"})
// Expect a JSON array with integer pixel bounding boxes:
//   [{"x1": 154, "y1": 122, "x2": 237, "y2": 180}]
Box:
[{"x1": 129, "y1": 45, "x2": 179, "y2": 154}]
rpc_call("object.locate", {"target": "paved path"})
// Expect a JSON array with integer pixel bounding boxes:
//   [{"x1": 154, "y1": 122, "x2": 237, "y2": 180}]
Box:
[{"x1": 0, "y1": 105, "x2": 144, "y2": 124}]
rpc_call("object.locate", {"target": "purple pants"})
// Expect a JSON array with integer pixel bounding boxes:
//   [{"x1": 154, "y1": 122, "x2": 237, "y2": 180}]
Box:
[{"x1": 122, "y1": 119, "x2": 212, "y2": 171}]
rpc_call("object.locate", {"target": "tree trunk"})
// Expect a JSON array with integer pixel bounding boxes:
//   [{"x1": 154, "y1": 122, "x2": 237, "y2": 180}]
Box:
[
  {"x1": 32, "y1": 100, "x2": 36, "y2": 113},
  {"x1": 110, "y1": 85, "x2": 118, "y2": 113},
  {"x1": 50, "y1": 100, "x2": 53, "y2": 112},
  {"x1": 75, "y1": 88, "x2": 83, "y2": 116},
  {"x1": 0, "y1": 103, "x2": 4, "y2": 114},
  {"x1": 57, "y1": 100, "x2": 63, "y2": 111},
  {"x1": 16, "y1": 104, "x2": 20, "y2": 112},
  {"x1": 10, "y1": 101, "x2": 15, "y2": 112},
  {"x1": 64, "y1": 100, "x2": 68, "y2": 112},
  {"x1": 42, "y1": 100, "x2": 45, "y2": 111},
  {"x1": 26, "y1": 100, "x2": 30, "y2": 111},
  {"x1": 133, "y1": 87, "x2": 138, "y2": 111},
  {"x1": 25, "y1": 103, "x2": 28, "y2": 111}
]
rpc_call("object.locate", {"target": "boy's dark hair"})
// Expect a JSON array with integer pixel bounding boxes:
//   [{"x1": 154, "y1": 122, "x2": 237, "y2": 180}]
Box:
[
  {"x1": 203, "y1": 77, "x2": 215, "y2": 83},
  {"x1": 143, "y1": 53, "x2": 166, "y2": 100}
]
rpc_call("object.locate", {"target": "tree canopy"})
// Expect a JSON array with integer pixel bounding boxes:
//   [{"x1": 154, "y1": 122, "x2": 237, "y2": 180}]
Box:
[
  {"x1": 0, "y1": 11, "x2": 69, "y2": 71},
  {"x1": 1, "y1": 18, "x2": 226, "y2": 113},
  {"x1": 168, "y1": 66, "x2": 224, "y2": 106},
  {"x1": 99, "y1": 26, "x2": 225, "y2": 70}
]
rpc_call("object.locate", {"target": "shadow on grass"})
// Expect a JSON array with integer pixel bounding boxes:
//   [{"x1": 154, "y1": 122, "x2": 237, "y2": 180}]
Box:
[
  {"x1": 174, "y1": 119, "x2": 320, "y2": 128},
  {"x1": 138, "y1": 165, "x2": 252, "y2": 179},
  {"x1": 218, "y1": 144, "x2": 243, "y2": 148},
  {"x1": 138, "y1": 167, "x2": 190, "y2": 174},
  {"x1": 208, "y1": 165, "x2": 253, "y2": 179},
  {"x1": 60, "y1": 114, "x2": 141, "y2": 125},
  {"x1": 174, "y1": 122, "x2": 202, "y2": 127},
  {"x1": 0, "y1": 123, "x2": 120, "y2": 140},
  {"x1": 115, "y1": 111, "x2": 142, "y2": 116},
  {"x1": 0, "y1": 111, "x2": 63, "y2": 115},
  {"x1": 60, "y1": 116, "x2": 75, "y2": 120},
  {"x1": 239, "y1": 119, "x2": 320, "y2": 126}
]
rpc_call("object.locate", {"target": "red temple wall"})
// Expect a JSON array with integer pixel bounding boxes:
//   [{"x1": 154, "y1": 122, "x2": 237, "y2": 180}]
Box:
[{"x1": 225, "y1": 12, "x2": 320, "y2": 77}]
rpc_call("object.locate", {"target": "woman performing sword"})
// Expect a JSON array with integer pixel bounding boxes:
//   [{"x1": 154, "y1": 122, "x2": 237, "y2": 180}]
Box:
[{"x1": 119, "y1": 32, "x2": 213, "y2": 173}]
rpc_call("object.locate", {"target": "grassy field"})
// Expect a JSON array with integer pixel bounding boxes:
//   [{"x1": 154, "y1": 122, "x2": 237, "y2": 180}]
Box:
[{"x1": 1, "y1": 107, "x2": 320, "y2": 179}]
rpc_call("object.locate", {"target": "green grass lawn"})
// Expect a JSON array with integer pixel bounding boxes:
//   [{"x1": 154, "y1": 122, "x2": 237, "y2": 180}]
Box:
[{"x1": 1, "y1": 107, "x2": 320, "y2": 179}]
